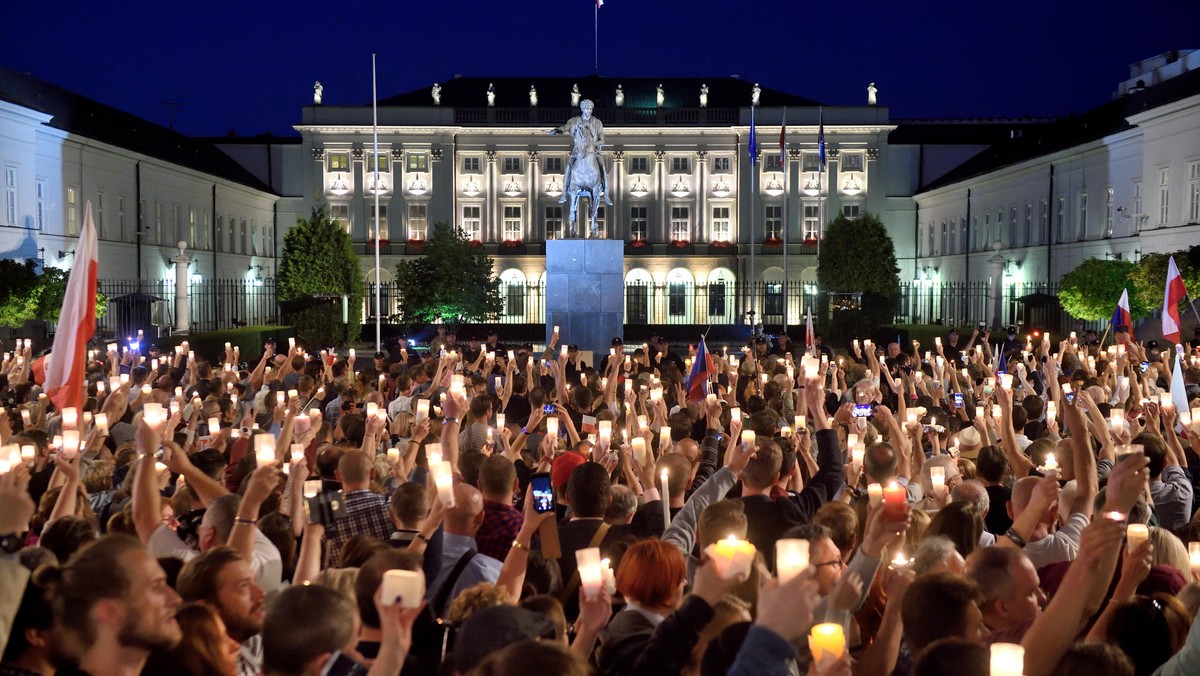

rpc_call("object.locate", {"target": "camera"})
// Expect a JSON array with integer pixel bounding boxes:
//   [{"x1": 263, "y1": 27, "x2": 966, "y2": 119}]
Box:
[{"x1": 304, "y1": 490, "x2": 346, "y2": 526}]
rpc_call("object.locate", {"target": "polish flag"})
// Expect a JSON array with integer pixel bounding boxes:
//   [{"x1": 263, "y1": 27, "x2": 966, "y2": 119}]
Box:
[
  {"x1": 1162, "y1": 255, "x2": 1187, "y2": 344},
  {"x1": 1111, "y1": 288, "x2": 1132, "y2": 334},
  {"x1": 45, "y1": 201, "x2": 99, "y2": 413}
]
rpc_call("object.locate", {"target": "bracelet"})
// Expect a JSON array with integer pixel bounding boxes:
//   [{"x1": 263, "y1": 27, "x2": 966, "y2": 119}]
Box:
[
  {"x1": 1004, "y1": 527, "x2": 1027, "y2": 548},
  {"x1": 235, "y1": 517, "x2": 258, "y2": 526},
  {"x1": 443, "y1": 417, "x2": 460, "y2": 425},
  {"x1": 415, "y1": 532, "x2": 429, "y2": 543},
  {"x1": 511, "y1": 539, "x2": 530, "y2": 552}
]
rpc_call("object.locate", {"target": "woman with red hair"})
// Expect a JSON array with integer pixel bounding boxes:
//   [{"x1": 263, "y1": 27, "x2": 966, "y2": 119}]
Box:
[{"x1": 598, "y1": 539, "x2": 744, "y2": 676}]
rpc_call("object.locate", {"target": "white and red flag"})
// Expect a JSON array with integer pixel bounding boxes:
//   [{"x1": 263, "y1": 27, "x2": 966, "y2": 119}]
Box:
[
  {"x1": 1162, "y1": 255, "x2": 1187, "y2": 344},
  {"x1": 45, "y1": 201, "x2": 98, "y2": 412}
]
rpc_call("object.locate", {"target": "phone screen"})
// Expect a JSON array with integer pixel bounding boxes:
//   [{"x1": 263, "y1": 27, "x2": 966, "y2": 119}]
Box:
[
  {"x1": 953, "y1": 392, "x2": 964, "y2": 408},
  {"x1": 543, "y1": 404, "x2": 556, "y2": 414},
  {"x1": 530, "y1": 473, "x2": 555, "y2": 513},
  {"x1": 1064, "y1": 392, "x2": 1076, "y2": 405},
  {"x1": 1140, "y1": 361, "x2": 1150, "y2": 373},
  {"x1": 852, "y1": 404, "x2": 872, "y2": 418}
]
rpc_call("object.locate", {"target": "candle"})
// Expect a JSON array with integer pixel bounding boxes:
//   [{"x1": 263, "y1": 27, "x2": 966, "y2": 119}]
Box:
[
  {"x1": 293, "y1": 413, "x2": 310, "y2": 435},
  {"x1": 975, "y1": 405, "x2": 984, "y2": 420},
  {"x1": 741, "y1": 429, "x2": 756, "y2": 450},
  {"x1": 600, "y1": 558, "x2": 615, "y2": 594},
  {"x1": 659, "y1": 426, "x2": 672, "y2": 452},
  {"x1": 387, "y1": 447, "x2": 400, "y2": 464},
  {"x1": 1041, "y1": 452, "x2": 1059, "y2": 473},
  {"x1": 61, "y1": 407, "x2": 78, "y2": 430},
  {"x1": 553, "y1": 325, "x2": 560, "y2": 335},
  {"x1": 848, "y1": 433, "x2": 859, "y2": 450},
  {"x1": 890, "y1": 550, "x2": 912, "y2": 570},
  {"x1": 254, "y1": 434, "x2": 276, "y2": 468},
  {"x1": 851, "y1": 445, "x2": 865, "y2": 467},
  {"x1": 303, "y1": 480, "x2": 321, "y2": 498},
  {"x1": 61, "y1": 430, "x2": 79, "y2": 458},
  {"x1": 19, "y1": 409, "x2": 30, "y2": 427},
  {"x1": 794, "y1": 414, "x2": 806, "y2": 431},
  {"x1": 999, "y1": 373, "x2": 1013, "y2": 390},
  {"x1": 780, "y1": 426, "x2": 793, "y2": 438},
  {"x1": 867, "y1": 483, "x2": 883, "y2": 507},
  {"x1": 496, "y1": 413, "x2": 506, "y2": 430},
  {"x1": 776, "y1": 539, "x2": 810, "y2": 584},
  {"x1": 992, "y1": 404, "x2": 1002, "y2": 420},
  {"x1": 930, "y1": 466, "x2": 946, "y2": 497},
  {"x1": 349, "y1": 348, "x2": 356, "y2": 359},
  {"x1": 20, "y1": 445, "x2": 34, "y2": 462},
  {"x1": 1189, "y1": 542, "x2": 1200, "y2": 575},
  {"x1": 426, "y1": 443, "x2": 443, "y2": 466},
  {"x1": 415, "y1": 399, "x2": 430, "y2": 423},
  {"x1": 661, "y1": 469, "x2": 672, "y2": 532},
  {"x1": 1127, "y1": 524, "x2": 1149, "y2": 552},
  {"x1": 380, "y1": 569, "x2": 425, "y2": 609},
  {"x1": 990, "y1": 643, "x2": 1025, "y2": 676},
  {"x1": 1110, "y1": 408, "x2": 1126, "y2": 432},
  {"x1": 704, "y1": 534, "x2": 757, "y2": 580},
  {"x1": 577, "y1": 547, "x2": 603, "y2": 599},
  {"x1": 883, "y1": 481, "x2": 906, "y2": 520},
  {"x1": 141, "y1": 384, "x2": 152, "y2": 396},
  {"x1": 432, "y1": 460, "x2": 456, "y2": 506},
  {"x1": 1046, "y1": 401, "x2": 1056, "y2": 425},
  {"x1": 142, "y1": 403, "x2": 166, "y2": 427},
  {"x1": 1192, "y1": 407, "x2": 1200, "y2": 426},
  {"x1": 366, "y1": 402, "x2": 378, "y2": 419},
  {"x1": 546, "y1": 417, "x2": 559, "y2": 440},
  {"x1": 808, "y1": 623, "x2": 846, "y2": 663},
  {"x1": 731, "y1": 407, "x2": 742, "y2": 423}
]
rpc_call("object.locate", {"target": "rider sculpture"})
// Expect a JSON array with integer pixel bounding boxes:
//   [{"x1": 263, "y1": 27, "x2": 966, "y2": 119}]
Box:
[{"x1": 548, "y1": 98, "x2": 612, "y2": 237}]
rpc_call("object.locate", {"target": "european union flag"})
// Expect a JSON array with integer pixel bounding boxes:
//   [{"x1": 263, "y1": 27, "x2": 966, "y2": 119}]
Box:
[{"x1": 749, "y1": 105, "x2": 758, "y2": 165}]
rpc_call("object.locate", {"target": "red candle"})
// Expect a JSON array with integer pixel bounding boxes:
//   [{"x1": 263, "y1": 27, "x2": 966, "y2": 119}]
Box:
[{"x1": 883, "y1": 481, "x2": 906, "y2": 520}]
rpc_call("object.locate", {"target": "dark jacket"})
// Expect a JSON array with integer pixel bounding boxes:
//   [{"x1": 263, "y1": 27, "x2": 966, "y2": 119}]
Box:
[{"x1": 597, "y1": 595, "x2": 716, "y2": 676}]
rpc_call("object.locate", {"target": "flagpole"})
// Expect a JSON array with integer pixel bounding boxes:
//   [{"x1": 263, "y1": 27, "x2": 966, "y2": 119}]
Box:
[
  {"x1": 594, "y1": 3, "x2": 599, "y2": 74},
  {"x1": 782, "y1": 107, "x2": 788, "y2": 335},
  {"x1": 750, "y1": 105, "x2": 757, "y2": 336},
  {"x1": 372, "y1": 54, "x2": 382, "y2": 354}
]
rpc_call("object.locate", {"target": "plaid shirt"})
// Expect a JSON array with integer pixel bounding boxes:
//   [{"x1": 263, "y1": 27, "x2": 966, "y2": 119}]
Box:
[
  {"x1": 476, "y1": 498, "x2": 524, "y2": 561},
  {"x1": 326, "y1": 489, "x2": 393, "y2": 566},
  {"x1": 324, "y1": 396, "x2": 343, "y2": 428}
]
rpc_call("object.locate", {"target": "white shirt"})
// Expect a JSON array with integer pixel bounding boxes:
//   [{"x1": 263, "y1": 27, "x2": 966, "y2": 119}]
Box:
[
  {"x1": 147, "y1": 524, "x2": 284, "y2": 593},
  {"x1": 1023, "y1": 512, "x2": 1088, "y2": 569}
]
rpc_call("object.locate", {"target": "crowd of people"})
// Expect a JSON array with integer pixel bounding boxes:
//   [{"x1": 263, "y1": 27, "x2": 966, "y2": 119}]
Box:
[{"x1": 2, "y1": 322, "x2": 1200, "y2": 676}]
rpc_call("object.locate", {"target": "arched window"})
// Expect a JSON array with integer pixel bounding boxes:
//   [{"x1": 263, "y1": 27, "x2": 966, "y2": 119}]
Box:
[{"x1": 499, "y1": 269, "x2": 528, "y2": 320}]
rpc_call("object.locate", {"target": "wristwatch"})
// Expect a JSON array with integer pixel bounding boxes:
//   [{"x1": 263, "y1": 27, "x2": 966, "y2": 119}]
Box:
[
  {"x1": 0, "y1": 533, "x2": 23, "y2": 554},
  {"x1": 442, "y1": 417, "x2": 460, "y2": 425}
]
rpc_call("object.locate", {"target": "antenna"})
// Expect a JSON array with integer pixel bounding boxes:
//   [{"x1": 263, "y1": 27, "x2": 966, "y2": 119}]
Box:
[{"x1": 160, "y1": 98, "x2": 183, "y2": 130}]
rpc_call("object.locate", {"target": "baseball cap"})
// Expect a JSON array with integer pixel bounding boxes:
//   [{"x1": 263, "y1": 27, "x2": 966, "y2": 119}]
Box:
[{"x1": 611, "y1": 337, "x2": 624, "y2": 346}]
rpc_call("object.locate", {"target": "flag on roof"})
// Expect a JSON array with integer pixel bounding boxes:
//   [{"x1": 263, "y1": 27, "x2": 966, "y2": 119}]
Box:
[
  {"x1": 817, "y1": 107, "x2": 826, "y2": 171},
  {"x1": 749, "y1": 105, "x2": 758, "y2": 165},
  {"x1": 779, "y1": 107, "x2": 787, "y2": 177}
]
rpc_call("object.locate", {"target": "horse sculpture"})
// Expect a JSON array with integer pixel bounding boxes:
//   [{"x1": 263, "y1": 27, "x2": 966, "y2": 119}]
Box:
[{"x1": 564, "y1": 145, "x2": 608, "y2": 239}]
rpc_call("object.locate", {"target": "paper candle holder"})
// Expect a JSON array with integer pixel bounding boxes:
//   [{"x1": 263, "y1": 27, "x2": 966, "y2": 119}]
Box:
[
  {"x1": 704, "y1": 535, "x2": 757, "y2": 580},
  {"x1": 776, "y1": 538, "x2": 810, "y2": 584},
  {"x1": 380, "y1": 570, "x2": 425, "y2": 608}
]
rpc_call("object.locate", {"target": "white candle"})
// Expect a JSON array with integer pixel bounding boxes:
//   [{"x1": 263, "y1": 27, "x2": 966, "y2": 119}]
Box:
[
  {"x1": 992, "y1": 404, "x2": 1002, "y2": 420},
  {"x1": 794, "y1": 414, "x2": 806, "y2": 430},
  {"x1": 303, "y1": 480, "x2": 321, "y2": 498},
  {"x1": 19, "y1": 409, "x2": 30, "y2": 427},
  {"x1": 1189, "y1": 542, "x2": 1200, "y2": 576},
  {"x1": 1127, "y1": 524, "x2": 1149, "y2": 552},
  {"x1": 867, "y1": 483, "x2": 883, "y2": 507},
  {"x1": 1046, "y1": 401, "x2": 1056, "y2": 425},
  {"x1": 659, "y1": 426, "x2": 672, "y2": 452},
  {"x1": 415, "y1": 399, "x2": 430, "y2": 423},
  {"x1": 61, "y1": 407, "x2": 78, "y2": 430},
  {"x1": 577, "y1": 547, "x2": 603, "y2": 599},
  {"x1": 851, "y1": 445, "x2": 865, "y2": 468},
  {"x1": 990, "y1": 643, "x2": 1024, "y2": 676},
  {"x1": 776, "y1": 538, "x2": 810, "y2": 584},
  {"x1": 254, "y1": 433, "x2": 276, "y2": 468},
  {"x1": 631, "y1": 437, "x2": 647, "y2": 465},
  {"x1": 366, "y1": 402, "x2": 378, "y2": 419},
  {"x1": 999, "y1": 373, "x2": 1013, "y2": 390},
  {"x1": 546, "y1": 417, "x2": 559, "y2": 440},
  {"x1": 496, "y1": 413, "x2": 506, "y2": 430},
  {"x1": 930, "y1": 466, "x2": 946, "y2": 497},
  {"x1": 705, "y1": 534, "x2": 758, "y2": 580},
  {"x1": 1041, "y1": 452, "x2": 1058, "y2": 472},
  {"x1": 94, "y1": 413, "x2": 109, "y2": 435},
  {"x1": 1110, "y1": 408, "x2": 1126, "y2": 432},
  {"x1": 380, "y1": 569, "x2": 425, "y2": 608},
  {"x1": 731, "y1": 407, "x2": 742, "y2": 423},
  {"x1": 432, "y1": 460, "x2": 456, "y2": 506},
  {"x1": 142, "y1": 403, "x2": 166, "y2": 427},
  {"x1": 741, "y1": 429, "x2": 756, "y2": 449},
  {"x1": 61, "y1": 430, "x2": 80, "y2": 459},
  {"x1": 426, "y1": 442, "x2": 443, "y2": 466},
  {"x1": 553, "y1": 325, "x2": 560, "y2": 335},
  {"x1": 386, "y1": 447, "x2": 400, "y2": 464},
  {"x1": 20, "y1": 445, "x2": 35, "y2": 462},
  {"x1": 661, "y1": 469, "x2": 671, "y2": 532}
]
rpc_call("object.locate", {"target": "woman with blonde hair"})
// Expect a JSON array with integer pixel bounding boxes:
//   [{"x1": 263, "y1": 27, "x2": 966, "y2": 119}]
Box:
[{"x1": 1149, "y1": 527, "x2": 1192, "y2": 581}]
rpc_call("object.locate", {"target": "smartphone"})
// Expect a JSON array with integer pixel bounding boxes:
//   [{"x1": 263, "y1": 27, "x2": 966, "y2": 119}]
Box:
[
  {"x1": 852, "y1": 404, "x2": 873, "y2": 418},
  {"x1": 543, "y1": 404, "x2": 556, "y2": 414},
  {"x1": 1064, "y1": 392, "x2": 1076, "y2": 405},
  {"x1": 304, "y1": 490, "x2": 346, "y2": 525},
  {"x1": 530, "y1": 472, "x2": 555, "y2": 513},
  {"x1": 953, "y1": 392, "x2": 964, "y2": 408},
  {"x1": 1140, "y1": 361, "x2": 1150, "y2": 373}
]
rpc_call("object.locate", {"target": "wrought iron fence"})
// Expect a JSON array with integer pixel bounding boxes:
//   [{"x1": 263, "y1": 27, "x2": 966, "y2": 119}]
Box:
[
  {"x1": 95, "y1": 278, "x2": 277, "y2": 338},
  {"x1": 895, "y1": 281, "x2": 1100, "y2": 334}
]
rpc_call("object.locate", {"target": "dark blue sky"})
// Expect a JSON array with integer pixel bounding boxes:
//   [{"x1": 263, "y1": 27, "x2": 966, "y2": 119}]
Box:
[{"x1": 7, "y1": 1, "x2": 1199, "y2": 137}]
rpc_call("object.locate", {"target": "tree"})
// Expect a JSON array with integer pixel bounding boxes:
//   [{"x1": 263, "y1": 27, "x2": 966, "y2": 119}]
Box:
[
  {"x1": 394, "y1": 223, "x2": 502, "y2": 324},
  {"x1": 1130, "y1": 246, "x2": 1200, "y2": 318},
  {"x1": 1058, "y1": 258, "x2": 1144, "y2": 322},
  {"x1": 277, "y1": 204, "x2": 363, "y2": 346},
  {"x1": 817, "y1": 212, "x2": 900, "y2": 330},
  {"x1": 0, "y1": 260, "x2": 106, "y2": 328}
]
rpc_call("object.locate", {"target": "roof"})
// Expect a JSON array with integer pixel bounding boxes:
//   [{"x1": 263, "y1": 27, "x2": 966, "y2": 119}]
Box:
[
  {"x1": 888, "y1": 119, "x2": 1056, "y2": 146},
  {"x1": 0, "y1": 64, "x2": 276, "y2": 194},
  {"x1": 378, "y1": 75, "x2": 822, "y2": 109},
  {"x1": 918, "y1": 64, "x2": 1200, "y2": 193}
]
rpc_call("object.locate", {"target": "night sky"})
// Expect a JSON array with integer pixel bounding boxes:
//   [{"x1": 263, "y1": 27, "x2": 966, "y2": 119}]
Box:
[{"x1": 7, "y1": 1, "x2": 1199, "y2": 137}]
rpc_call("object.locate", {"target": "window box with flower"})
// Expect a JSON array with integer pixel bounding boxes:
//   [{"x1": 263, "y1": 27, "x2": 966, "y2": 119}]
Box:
[{"x1": 763, "y1": 237, "x2": 783, "y2": 247}]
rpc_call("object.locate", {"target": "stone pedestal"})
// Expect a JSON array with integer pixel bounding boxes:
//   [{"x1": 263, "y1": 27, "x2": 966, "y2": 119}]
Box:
[{"x1": 546, "y1": 240, "x2": 623, "y2": 355}]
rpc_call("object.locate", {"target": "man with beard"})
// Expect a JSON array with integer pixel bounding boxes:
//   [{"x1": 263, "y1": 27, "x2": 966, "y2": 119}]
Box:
[
  {"x1": 33, "y1": 534, "x2": 181, "y2": 676},
  {"x1": 177, "y1": 547, "x2": 267, "y2": 676}
]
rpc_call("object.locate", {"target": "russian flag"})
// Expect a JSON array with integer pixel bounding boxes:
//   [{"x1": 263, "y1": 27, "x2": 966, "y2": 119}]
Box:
[
  {"x1": 685, "y1": 337, "x2": 715, "y2": 403},
  {"x1": 1163, "y1": 256, "x2": 1187, "y2": 344},
  {"x1": 1111, "y1": 288, "x2": 1133, "y2": 333},
  {"x1": 45, "y1": 201, "x2": 99, "y2": 413}
]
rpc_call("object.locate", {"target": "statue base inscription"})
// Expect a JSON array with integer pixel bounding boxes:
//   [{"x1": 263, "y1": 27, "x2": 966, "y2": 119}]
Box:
[{"x1": 545, "y1": 240, "x2": 623, "y2": 356}]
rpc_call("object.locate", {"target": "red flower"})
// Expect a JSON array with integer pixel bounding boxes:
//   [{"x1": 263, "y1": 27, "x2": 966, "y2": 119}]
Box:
[
  {"x1": 630, "y1": 240, "x2": 647, "y2": 248},
  {"x1": 671, "y1": 240, "x2": 690, "y2": 248},
  {"x1": 469, "y1": 239, "x2": 483, "y2": 247},
  {"x1": 502, "y1": 240, "x2": 522, "y2": 248},
  {"x1": 712, "y1": 240, "x2": 731, "y2": 249},
  {"x1": 764, "y1": 237, "x2": 783, "y2": 246},
  {"x1": 406, "y1": 239, "x2": 425, "y2": 250}
]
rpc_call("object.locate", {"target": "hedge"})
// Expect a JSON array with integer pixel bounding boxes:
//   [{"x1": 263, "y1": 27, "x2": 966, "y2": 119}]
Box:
[{"x1": 154, "y1": 326, "x2": 294, "y2": 365}]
